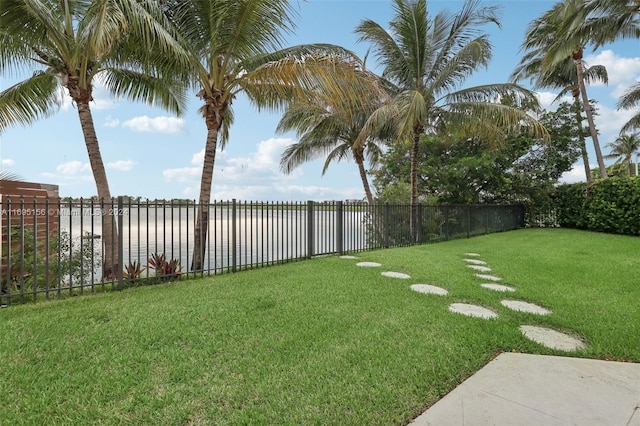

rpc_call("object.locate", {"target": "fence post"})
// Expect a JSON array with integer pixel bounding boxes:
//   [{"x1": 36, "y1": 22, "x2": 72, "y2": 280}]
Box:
[
  {"x1": 336, "y1": 201, "x2": 344, "y2": 255},
  {"x1": 232, "y1": 198, "x2": 237, "y2": 273},
  {"x1": 307, "y1": 201, "x2": 314, "y2": 258},
  {"x1": 416, "y1": 203, "x2": 423, "y2": 243},
  {"x1": 117, "y1": 197, "x2": 124, "y2": 291}
]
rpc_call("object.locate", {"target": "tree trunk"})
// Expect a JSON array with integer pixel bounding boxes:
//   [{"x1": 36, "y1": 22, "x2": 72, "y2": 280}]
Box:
[
  {"x1": 191, "y1": 126, "x2": 220, "y2": 272},
  {"x1": 573, "y1": 96, "x2": 592, "y2": 182},
  {"x1": 354, "y1": 147, "x2": 385, "y2": 241},
  {"x1": 575, "y1": 55, "x2": 607, "y2": 178},
  {"x1": 76, "y1": 101, "x2": 119, "y2": 278}
]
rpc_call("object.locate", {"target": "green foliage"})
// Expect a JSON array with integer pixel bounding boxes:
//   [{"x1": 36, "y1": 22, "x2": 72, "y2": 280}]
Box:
[
  {"x1": 8, "y1": 228, "x2": 100, "y2": 291},
  {"x1": 554, "y1": 177, "x2": 640, "y2": 235}
]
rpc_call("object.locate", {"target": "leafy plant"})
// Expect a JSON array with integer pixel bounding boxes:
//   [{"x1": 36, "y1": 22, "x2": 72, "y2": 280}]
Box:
[
  {"x1": 148, "y1": 253, "x2": 183, "y2": 282},
  {"x1": 122, "y1": 261, "x2": 146, "y2": 284}
]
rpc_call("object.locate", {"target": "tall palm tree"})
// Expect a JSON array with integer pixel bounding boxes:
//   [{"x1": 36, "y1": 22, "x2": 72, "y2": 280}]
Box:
[
  {"x1": 354, "y1": 0, "x2": 546, "y2": 226},
  {"x1": 163, "y1": 1, "x2": 374, "y2": 271},
  {"x1": 605, "y1": 133, "x2": 640, "y2": 176},
  {"x1": 578, "y1": 0, "x2": 640, "y2": 48},
  {"x1": 518, "y1": 0, "x2": 608, "y2": 178},
  {"x1": 512, "y1": 48, "x2": 608, "y2": 182},
  {"x1": 276, "y1": 72, "x2": 390, "y2": 206},
  {"x1": 0, "y1": 0, "x2": 186, "y2": 277}
]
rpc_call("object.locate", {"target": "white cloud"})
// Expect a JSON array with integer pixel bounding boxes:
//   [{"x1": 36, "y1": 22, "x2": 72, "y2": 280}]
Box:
[
  {"x1": 536, "y1": 91, "x2": 573, "y2": 111},
  {"x1": 122, "y1": 116, "x2": 185, "y2": 134},
  {"x1": 559, "y1": 164, "x2": 590, "y2": 184},
  {"x1": 107, "y1": 160, "x2": 135, "y2": 171},
  {"x1": 104, "y1": 116, "x2": 120, "y2": 128},
  {"x1": 163, "y1": 167, "x2": 201, "y2": 183},
  {"x1": 56, "y1": 161, "x2": 91, "y2": 175},
  {"x1": 584, "y1": 50, "x2": 640, "y2": 98},
  {"x1": 1, "y1": 158, "x2": 15, "y2": 168}
]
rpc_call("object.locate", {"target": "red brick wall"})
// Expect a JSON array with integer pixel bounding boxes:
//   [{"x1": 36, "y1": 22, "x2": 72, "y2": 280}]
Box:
[{"x1": 1, "y1": 180, "x2": 60, "y2": 285}]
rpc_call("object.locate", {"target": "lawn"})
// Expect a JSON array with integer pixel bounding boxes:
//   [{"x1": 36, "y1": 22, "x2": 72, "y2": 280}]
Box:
[{"x1": 1, "y1": 228, "x2": 638, "y2": 425}]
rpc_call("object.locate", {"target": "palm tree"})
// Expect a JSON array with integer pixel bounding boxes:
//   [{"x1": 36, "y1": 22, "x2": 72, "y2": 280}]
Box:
[
  {"x1": 512, "y1": 47, "x2": 608, "y2": 182},
  {"x1": 0, "y1": 0, "x2": 186, "y2": 277},
  {"x1": 163, "y1": 1, "x2": 375, "y2": 271},
  {"x1": 276, "y1": 72, "x2": 390, "y2": 206},
  {"x1": 605, "y1": 133, "x2": 640, "y2": 176},
  {"x1": 354, "y1": 0, "x2": 546, "y2": 231},
  {"x1": 577, "y1": 0, "x2": 640, "y2": 48},
  {"x1": 518, "y1": 0, "x2": 608, "y2": 179}
]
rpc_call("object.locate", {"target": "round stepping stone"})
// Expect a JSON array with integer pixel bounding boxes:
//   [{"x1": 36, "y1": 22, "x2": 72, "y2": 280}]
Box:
[
  {"x1": 475, "y1": 274, "x2": 501, "y2": 281},
  {"x1": 464, "y1": 253, "x2": 481, "y2": 257},
  {"x1": 501, "y1": 300, "x2": 551, "y2": 315},
  {"x1": 481, "y1": 283, "x2": 516, "y2": 292},
  {"x1": 463, "y1": 259, "x2": 487, "y2": 265},
  {"x1": 520, "y1": 325, "x2": 585, "y2": 352},
  {"x1": 449, "y1": 303, "x2": 498, "y2": 319},
  {"x1": 356, "y1": 262, "x2": 381, "y2": 267},
  {"x1": 467, "y1": 265, "x2": 492, "y2": 272},
  {"x1": 381, "y1": 271, "x2": 410, "y2": 279},
  {"x1": 339, "y1": 255, "x2": 358, "y2": 259},
  {"x1": 411, "y1": 284, "x2": 448, "y2": 296}
]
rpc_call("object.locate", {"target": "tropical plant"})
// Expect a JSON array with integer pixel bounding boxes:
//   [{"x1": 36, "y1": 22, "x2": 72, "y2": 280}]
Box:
[
  {"x1": 514, "y1": 0, "x2": 609, "y2": 179},
  {"x1": 0, "y1": 0, "x2": 187, "y2": 277},
  {"x1": 122, "y1": 260, "x2": 146, "y2": 284},
  {"x1": 511, "y1": 44, "x2": 608, "y2": 182},
  {"x1": 148, "y1": 252, "x2": 182, "y2": 282},
  {"x1": 162, "y1": 0, "x2": 374, "y2": 271},
  {"x1": 276, "y1": 70, "x2": 390, "y2": 206},
  {"x1": 605, "y1": 133, "x2": 640, "y2": 176},
  {"x1": 354, "y1": 0, "x2": 546, "y2": 234}
]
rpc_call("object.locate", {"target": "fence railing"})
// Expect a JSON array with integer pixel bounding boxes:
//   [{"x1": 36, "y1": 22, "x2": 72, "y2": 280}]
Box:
[{"x1": 1, "y1": 197, "x2": 524, "y2": 305}]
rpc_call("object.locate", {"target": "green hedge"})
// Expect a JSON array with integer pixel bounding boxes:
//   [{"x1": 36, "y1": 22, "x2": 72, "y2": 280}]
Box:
[{"x1": 554, "y1": 177, "x2": 640, "y2": 236}]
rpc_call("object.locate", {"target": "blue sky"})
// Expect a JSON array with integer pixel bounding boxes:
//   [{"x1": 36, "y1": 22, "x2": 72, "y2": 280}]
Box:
[{"x1": 1, "y1": 0, "x2": 639, "y2": 201}]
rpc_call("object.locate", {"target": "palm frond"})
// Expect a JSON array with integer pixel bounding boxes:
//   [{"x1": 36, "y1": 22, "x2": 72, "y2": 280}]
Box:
[{"x1": 0, "y1": 72, "x2": 60, "y2": 133}]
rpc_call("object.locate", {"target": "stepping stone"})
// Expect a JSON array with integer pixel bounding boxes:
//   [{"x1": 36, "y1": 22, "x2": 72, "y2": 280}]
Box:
[
  {"x1": 501, "y1": 300, "x2": 551, "y2": 315},
  {"x1": 382, "y1": 271, "x2": 410, "y2": 279},
  {"x1": 465, "y1": 253, "x2": 481, "y2": 257},
  {"x1": 339, "y1": 255, "x2": 358, "y2": 259},
  {"x1": 463, "y1": 258, "x2": 487, "y2": 265},
  {"x1": 411, "y1": 284, "x2": 448, "y2": 296},
  {"x1": 449, "y1": 303, "x2": 498, "y2": 319},
  {"x1": 467, "y1": 265, "x2": 492, "y2": 272},
  {"x1": 481, "y1": 283, "x2": 516, "y2": 293},
  {"x1": 475, "y1": 274, "x2": 502, "y2": 281},
  {"x1": 520, "y1": 325, "x2": 585, "y2": 352},
  {"x1": 356, "y1": 262, "x2": 381, "y2": 267}
]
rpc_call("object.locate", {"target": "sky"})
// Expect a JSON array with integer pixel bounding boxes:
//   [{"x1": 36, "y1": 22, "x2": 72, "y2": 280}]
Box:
[{"x1": 1, "y1": 0, "x2": 640, "y2": 202}]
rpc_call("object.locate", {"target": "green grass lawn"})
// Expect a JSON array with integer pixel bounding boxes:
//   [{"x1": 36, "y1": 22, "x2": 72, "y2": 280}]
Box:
[{"x1": 1, "y1": 228, "x2": 639, "y2": 425}]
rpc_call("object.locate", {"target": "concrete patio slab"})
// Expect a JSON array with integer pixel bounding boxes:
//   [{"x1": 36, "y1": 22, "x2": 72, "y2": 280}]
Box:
[{"x1": 411, "y1": 353, "x2": 640, "y2": 426}]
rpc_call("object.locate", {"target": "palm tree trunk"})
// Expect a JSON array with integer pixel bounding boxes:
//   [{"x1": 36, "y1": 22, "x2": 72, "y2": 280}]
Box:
[
  {"x1": 76, "y1": 101, "x2": 119, "y2": 278},
  {"x1": 575, "y1": 55, "x2": 607, "y2": 178},
  {"x1": 354, "y1": 148, "x2": 385, "y2": 241},
  {"x1": 191, "y1": 127, "x2": 219, "y2": 272},
  {"x1": 573, "y1": 97, "x2": 592, "y2": 182}
]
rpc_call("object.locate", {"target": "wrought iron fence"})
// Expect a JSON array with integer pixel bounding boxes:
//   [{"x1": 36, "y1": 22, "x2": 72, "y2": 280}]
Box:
[{"x1": 1, "y1": 197, "x2": 524, "y2": 305}]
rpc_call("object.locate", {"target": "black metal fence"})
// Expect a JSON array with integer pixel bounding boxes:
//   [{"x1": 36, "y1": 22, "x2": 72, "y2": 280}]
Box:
[{"x1": 1, "y1": 197, "x2": 524, "y2": 305}]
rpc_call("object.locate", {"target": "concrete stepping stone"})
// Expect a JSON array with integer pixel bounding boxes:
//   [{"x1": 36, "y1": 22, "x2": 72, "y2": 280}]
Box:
[
  {"x1": 467, "y1": 265, "x2": 492, "y2": 272},
  {"x1": 475, "y1": 274, "x2": 502, "y2": 281},
  {"x1": 339, "y1": 255, "x2": 358, "y2": 259},
  {"x1": 449, "y1": 303, "x2": 498, "y2": 319},
  {"x1": 463, "y1": 258, "x2": 487, "y2": 265},
  {"x1": 465, "y1": 253, "x2": 481, "y2": 257},
  {"x1": 501, "y1": 300, "x2": 551, "y2": 315},
  {"x1": 411, "y1": 284, "x2": 448, "y2": 296},
  {"x1": 356, "y1": 262, "x2": 381, "y2": 267},
  {"x1": 382, "y1": 271, "x2": 411, "y2": 279},
  {"x1": 520, "y1": 325, "x2": 585, "y2": 351},
  {"x1": 481, "y1": 283, "x2": 516, "y2": 292}
]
